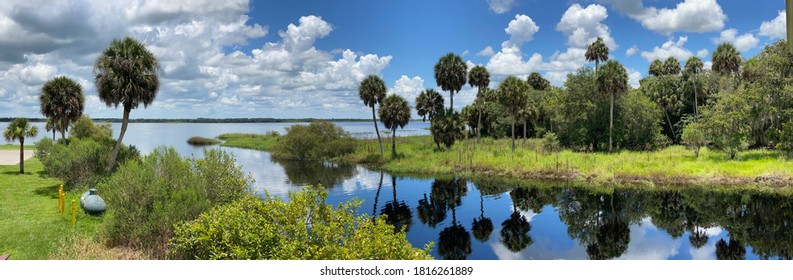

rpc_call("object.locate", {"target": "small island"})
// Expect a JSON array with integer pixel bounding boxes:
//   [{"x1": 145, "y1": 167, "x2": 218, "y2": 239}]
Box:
[{"x1": 186, "y1": 136, "x2": 220, "y2": 146}]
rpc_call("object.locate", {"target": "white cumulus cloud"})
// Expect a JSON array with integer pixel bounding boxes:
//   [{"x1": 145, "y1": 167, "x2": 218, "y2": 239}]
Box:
[
  {"x1": 556, "y1": 4, "x2": 617, "y2": 50},
  {"x1": 601, "y1": 0, "x2": 726, "y2": 34},
  {"x1": 760, "y1": 11, "x2": 786, "y2": 39},
  {"x1": 626, "y1": 45, "x2": 639, "y2": 57},
  {"x1": 487, "y1": 0, "x2": 517, "y2": 14},
  {"x1": 640, "y1": 36, "x2": 698, "y2": 62},
  {"x1": 477, "y1": 46, "x2": 495, "y2": 57},
  {"x1": 505, "y1": 14, "x2": 540, "y2": 46},
  {"x1": 712, "y1": 28, "x2": 759, "y2": 52}
]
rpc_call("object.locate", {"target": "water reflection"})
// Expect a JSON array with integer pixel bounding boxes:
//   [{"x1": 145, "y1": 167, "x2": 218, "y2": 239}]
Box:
[
  {"x1": 431, "y1": 178, "x2": 472, "y2": 260},
  {"x1": 380, "y1": 175, "x2": 413, "y2": 233},
  {"x1": 270, "y1": 157, "x2": 356, "y2": 188}
]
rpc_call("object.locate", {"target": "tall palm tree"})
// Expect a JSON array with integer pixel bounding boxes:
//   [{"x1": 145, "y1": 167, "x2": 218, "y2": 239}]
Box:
[
  {"x1": 95, "y1": 37, "x2": 160, "y2": 172},
  {"x1": 359, "y1": 75, "x2": 387, "y2": 158},
  {"x1": 434, "y1": 52, "x2": 467, "y2": 111},
  {"x1": 585, "y1": 37, "x2": 609, "y2": 75},
  {"x1": 379, "y1": 94, "x2": 411, "y2": 158},
  {"x1": 497, "y1": 76, "x2": 529, "y2": 152},
  {"x1": 44, "y1": 118, "x2": 57, "y2": 141},
  {"x1": 663, "y1": 57, "x2": 681, "y2": 76},
  {"x1": 684, "y1": 56, "x2": 704, "y2": 115},
  {"x1": 648, "y1": 59, "x2": 664, "y2": 77},
  {"x1": 597, "y1": 60, "x2": 629, "y2": 153},
  {"x1": 712, "y1": 43, "x2": 742, "y2": 76},
  {"x1": 40, "y1": 76, "x2": 85, "y2": 142},
  {"x1": 415, "y1": 89, "x2": 444, "y2": 122},
  {"x1": 468, "y1": 65, "x2": 490, "y2": 142},
  {"x1": 3, "y1": 118, "x2": 38, "y2": 174}
]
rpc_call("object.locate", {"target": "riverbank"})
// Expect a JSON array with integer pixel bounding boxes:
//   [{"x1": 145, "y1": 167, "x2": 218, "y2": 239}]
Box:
[{"x1": 218, "y1": 134, "x2": 793, "y2": 188}]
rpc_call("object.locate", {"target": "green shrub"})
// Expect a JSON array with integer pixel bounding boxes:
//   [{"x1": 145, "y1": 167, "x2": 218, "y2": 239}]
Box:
[
  {"x1": 541, "y1": 132, "x2": 560, "y2": 153},
  {"x1": 272, "y1": 121, "x2": 355, "y2": 160},
  {"x1": 35, "y1": 137, "x2": 139, "y2": 189},
  {"x1": 616, "y1": 91, "x2": 664, "y2": 151},
  {"x1": 430, "y1": 109, "x2": 465, "y2": 149},
  {"x1": 99, "y1": 147, "x2": 251, "y2": 258},
  {"x1": 169, "y1": 186, "x2": 433, "y2": 260},
  {"x1": 71, "y1": 115, "x2": 112, "y2": 141},
  {"x1": 777, "y1": 119, "x2": 793, "y2": 158},
  {"x1": 186, "y1": 136, "x2": 220, "y2": 146},
  {"x1": 682, "y1": 121, "x2": 708, "y2": 158}
]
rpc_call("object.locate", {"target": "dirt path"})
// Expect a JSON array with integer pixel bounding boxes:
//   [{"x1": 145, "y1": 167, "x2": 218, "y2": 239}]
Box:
[{"x1": 0, "y1": 150, "x2": 34, "y2": 165}]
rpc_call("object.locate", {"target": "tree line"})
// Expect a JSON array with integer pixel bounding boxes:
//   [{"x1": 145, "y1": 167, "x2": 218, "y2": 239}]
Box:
[{"x1": 358, "y1": 38, "x2": 793, "y2": 160}]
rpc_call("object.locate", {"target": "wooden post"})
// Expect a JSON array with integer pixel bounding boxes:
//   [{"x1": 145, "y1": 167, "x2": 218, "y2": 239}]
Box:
[{"x1": 71, "y1": 200, "x2": 76, "y2": 226}]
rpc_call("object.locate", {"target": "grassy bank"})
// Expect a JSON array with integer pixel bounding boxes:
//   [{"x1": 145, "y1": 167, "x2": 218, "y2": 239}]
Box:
[
  {"x1": 187, "y1": 136, "x2": 220, "y2": 146},
  {"x1": 220, "y1": 133, "x2": 793, "y2": 187},
  {"x1": 218, "y1": 133, "x2": 279, "y2": 151},
  {"x1": 0, "y1": 157, "x2": 104, "y2": 259}
]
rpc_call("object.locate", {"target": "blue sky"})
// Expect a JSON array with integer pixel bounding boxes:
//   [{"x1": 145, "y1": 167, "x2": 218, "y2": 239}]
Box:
[{"x1": 0, "y1": 0, "x2": 787, "y2": 119}]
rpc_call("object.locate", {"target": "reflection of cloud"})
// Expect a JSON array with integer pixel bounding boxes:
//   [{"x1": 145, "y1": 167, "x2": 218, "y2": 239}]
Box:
[
  {"x1": 617, "y1": 218, "x2": 682, "y2": 260},
  {"x1": 340, "y1": 167, "x2": 389, "y2": 194},
  {"x1": 689, "y1": 241, "x2": 717, "y2": 260}
]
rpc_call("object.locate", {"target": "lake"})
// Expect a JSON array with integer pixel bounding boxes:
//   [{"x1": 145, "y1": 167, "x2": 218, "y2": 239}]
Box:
[{"x1": 3, "y1": 121, "x2": 791, "y2": 260}]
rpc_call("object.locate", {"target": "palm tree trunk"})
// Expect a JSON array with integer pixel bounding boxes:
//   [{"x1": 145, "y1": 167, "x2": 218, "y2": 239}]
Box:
[
  {"x1": 392, "y1": 127, "x2": 397, "y2": 159},
  {"x1": 372, "y1": 171, "x2": 384, "y2": 218},
  {"x1": 52, "y1": 130, "x2": 55, "y2": 141},
  {"x1": 19, "y1": 138, "x2": 24, "y2": 174},
  {"x1": 372, "y1": 106, "x2": 383, "y2": 157},
  {"x1": 392, "y1": 175, "x2": 397, "y2": 202},
  {"x1": 477, "y1": 108, "x2": 482, "y2": 143},
  {"x1": 663, "y1": 109, "x2": 677, "y2": 141},
  {"x1": 694, "y1": 82, "x2": 698, "y2": 116},
  {"x1": 511, "y1": 115, "x2": 516, "y2": 152},
  {"x1": 450, "y1": 90, "x2": 454, "y2": 111},
  {"x1": 609, "y1": 91, "x2": 614, "y2": 153},
  {"x1": 60, "y1": 129, "x2": 66, "y2": 144},
  {"x1": 107, "y1": 108, "x2": 130, "y2": 172}
]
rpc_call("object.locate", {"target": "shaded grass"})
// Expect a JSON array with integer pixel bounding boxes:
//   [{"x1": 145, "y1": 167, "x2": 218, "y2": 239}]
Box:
[
  {"x1": 218, "y1": 133, "x2": 279, "y2": 151},
  {"x1": 0, "y1": 157, "x2": 104, "y2": 259},
  {"x1": 186, "y1": 136, "x2": 220, "y2": 146}
]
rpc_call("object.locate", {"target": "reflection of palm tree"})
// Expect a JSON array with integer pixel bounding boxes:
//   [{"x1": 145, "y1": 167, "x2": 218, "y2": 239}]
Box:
[
  {"x1": 434, "y1": 178, "x2": 472, "y2": 260},
  {"x1": 372, "y1": 171, "x2": 384, "y2": 218},
  {"x1": 381, "y1": 176, "x2": 412, "y2": 232},
  {"x1": 472, "y1": 194, "x2": 493, "y2": 242},
  {"x1": 500, "y1": 210, "x2": 532, "y2": 253},
  {"x1": 715, "y1": 238, "x2": 746, "y2": 260},
  {"x1": 586, "y1": 218, "x2": 630, "y2": 260},
  {"x1": 417, "y1": 192, "x2": 446, "y2": 228},
  {"x1": 689, "y1": 228, "x2": 709, "y2": 249}
]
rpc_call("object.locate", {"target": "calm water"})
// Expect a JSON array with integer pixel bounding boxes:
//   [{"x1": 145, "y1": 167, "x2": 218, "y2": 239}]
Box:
[{"x1": 4, "y1": 121, "x2": 791, "y2": 260}]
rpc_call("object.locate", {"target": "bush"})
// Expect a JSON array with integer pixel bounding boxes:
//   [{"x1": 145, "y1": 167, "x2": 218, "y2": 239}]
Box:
[
  {"x1": 99, "y1": 147, "x2": 251, "y2": 258},
  {"x1": 777, "y1": 119, "x2": 793, "y2": 158},
  {"x1": 541, "y1": 132, "x2": 560, "y2": 153},
  {"x1": 430, "y1": 109, "x2": 465, "y2": 149},
  {"x1": 700, "y1": 89, "x2": 751, "y2": 159},
  {"x1": 71, "y1": 115, "x2": 112, "y2": 141},
  {"x1": 35, "y1": 137, "x2": 139, "y2": 189},
  {"x1": 272, "y1": 121, "x2": 355, "y2": 160},
  {"x1": 616, "y1": 91, "x2": 664, "y2": 151},
  {"x1": 186, "y1": 136, "x2": 220, "y2": 146},
  {"x1": 682, "y1": 121, "x2": 707, "y2": 158},
  {"x1": 169, "y1": 186, "x2": 433, "y2": 260}
]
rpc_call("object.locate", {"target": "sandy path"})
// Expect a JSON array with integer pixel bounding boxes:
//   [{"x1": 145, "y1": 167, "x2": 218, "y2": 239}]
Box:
[{"x1": 0, "y1": 150, "x2": 34, "y2": 165}]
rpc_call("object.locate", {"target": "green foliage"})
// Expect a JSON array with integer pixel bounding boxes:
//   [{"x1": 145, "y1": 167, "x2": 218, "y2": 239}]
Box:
[
  {"x1": 379, "y1": 95, "x2": 411, "y2": 158},
  {"x1": 218, "y1": 133, "x2": 280, "y2": 151},
  {"x1": 526, "y1": 72, "x2": 550, "y2": 91},
  {"x1": 497, "y1": 76, "x2": 530, "y2": 151},
  {"x1": 553, "y1": 67, "x2": 606, "y2": 150},
  {"x1": 663, "y1": 57, "x2": 681, "y2": 76},
  {"x1": 3, "y1": 117, "x2": 38, "y2": 174},
  {"x1": 682, "y1": 121, "x2": 707, "y2": 158},
  {"x1": 777, "y1": 119, "x2": 793, "y2": 158},
  {"x1": 700, "y1": 89, "x2": 751, "y2": 159},
  {"x1": 712, "y1": 43, "x2": 742, "y2": 76},
  {"x1": 169, "y1": 187, "x2": 433, "y2": 260},
  {"x1": 585, "y1": 37, "x2": 609, "y2": 72},
  {"x1": 541, "y1": 132, "x2": 560, "y2": 153},
  {"x1": 430, "y1": 109, "x2": 465, "y2": 149},
  {"x1": 99, "y1": 147, "x2": 250, "y2": 258},
  {"x1": 35, "y1": 137, "x2": 139, "y2": 190},
  {"x1": 616, "y1": 91, "x2": 664, "y2": 150},
  {"x1": 71, "y1": 115, "x2": 112, "y2": 141},
  {"x1": 272, "y1": 121, "x2": 355, "y2": 160}
]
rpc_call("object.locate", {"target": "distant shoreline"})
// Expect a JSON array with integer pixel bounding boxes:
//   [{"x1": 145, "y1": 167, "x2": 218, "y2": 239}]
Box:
[{"x1": 0, "y1": 118, "x2": 418, "y2": 123}]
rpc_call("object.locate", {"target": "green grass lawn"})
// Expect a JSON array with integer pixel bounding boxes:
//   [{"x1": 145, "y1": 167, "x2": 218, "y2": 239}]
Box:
[
  {"x1": 0, "y1": 157, "x2": 103, "y2": 259},
  {"x1": 0, "y1": 144, "x2": 33, "y2": 151}
]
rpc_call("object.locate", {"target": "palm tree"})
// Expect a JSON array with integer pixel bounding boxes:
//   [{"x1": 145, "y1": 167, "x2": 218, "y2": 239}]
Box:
[
  {"x1": 468, "y1": 66, "x2": 490, "y2": 142},
  {"x1": 95, "y1": 37, "x2": 160, "y2": 172},
  {"x1": 526, "y1": 72, "x2": 550, "y2": 91},
  {"x1": 585, "y1": 37, "x2": 609, "y2": 75},
  {"x1": 434, "y1": 52, "x2": 467, "y2": 111},
  {"x1": 712, "y1": 43, "x2": 742, "y2": 76},
  {"x1": 359, "y1": 75, "x2": 387, "y2": 158},
  {"x1": 497, "y1": 76, "x2": 529, "y2": 152},
  {"x1": 597, "y1": 60, "x2": 629, "y2": 153},
  {"x1": 684, "y1": 57, "x2": 704, "y2": 115},
  {"x1": 44, "y1": 118, "x2": 57, "y2": 141},
  {"x1": 40, "y1": 76, "x2": 85, "y2": 142},
  {"x1": 415, "y1": 89, "x2": 444, "y2": 122},
  {"x1": 3, "y1": 118, "x2": 38, "y2": 174},
  {"x1": 663, "y1": 57, "x2": 681, "y2": 76},
  {"x1": 648, "y1": 59, "x2": 664, "y2": 77},
  {"x1": 378, "y1": 94, "x2": 411, "y2": 158}
]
